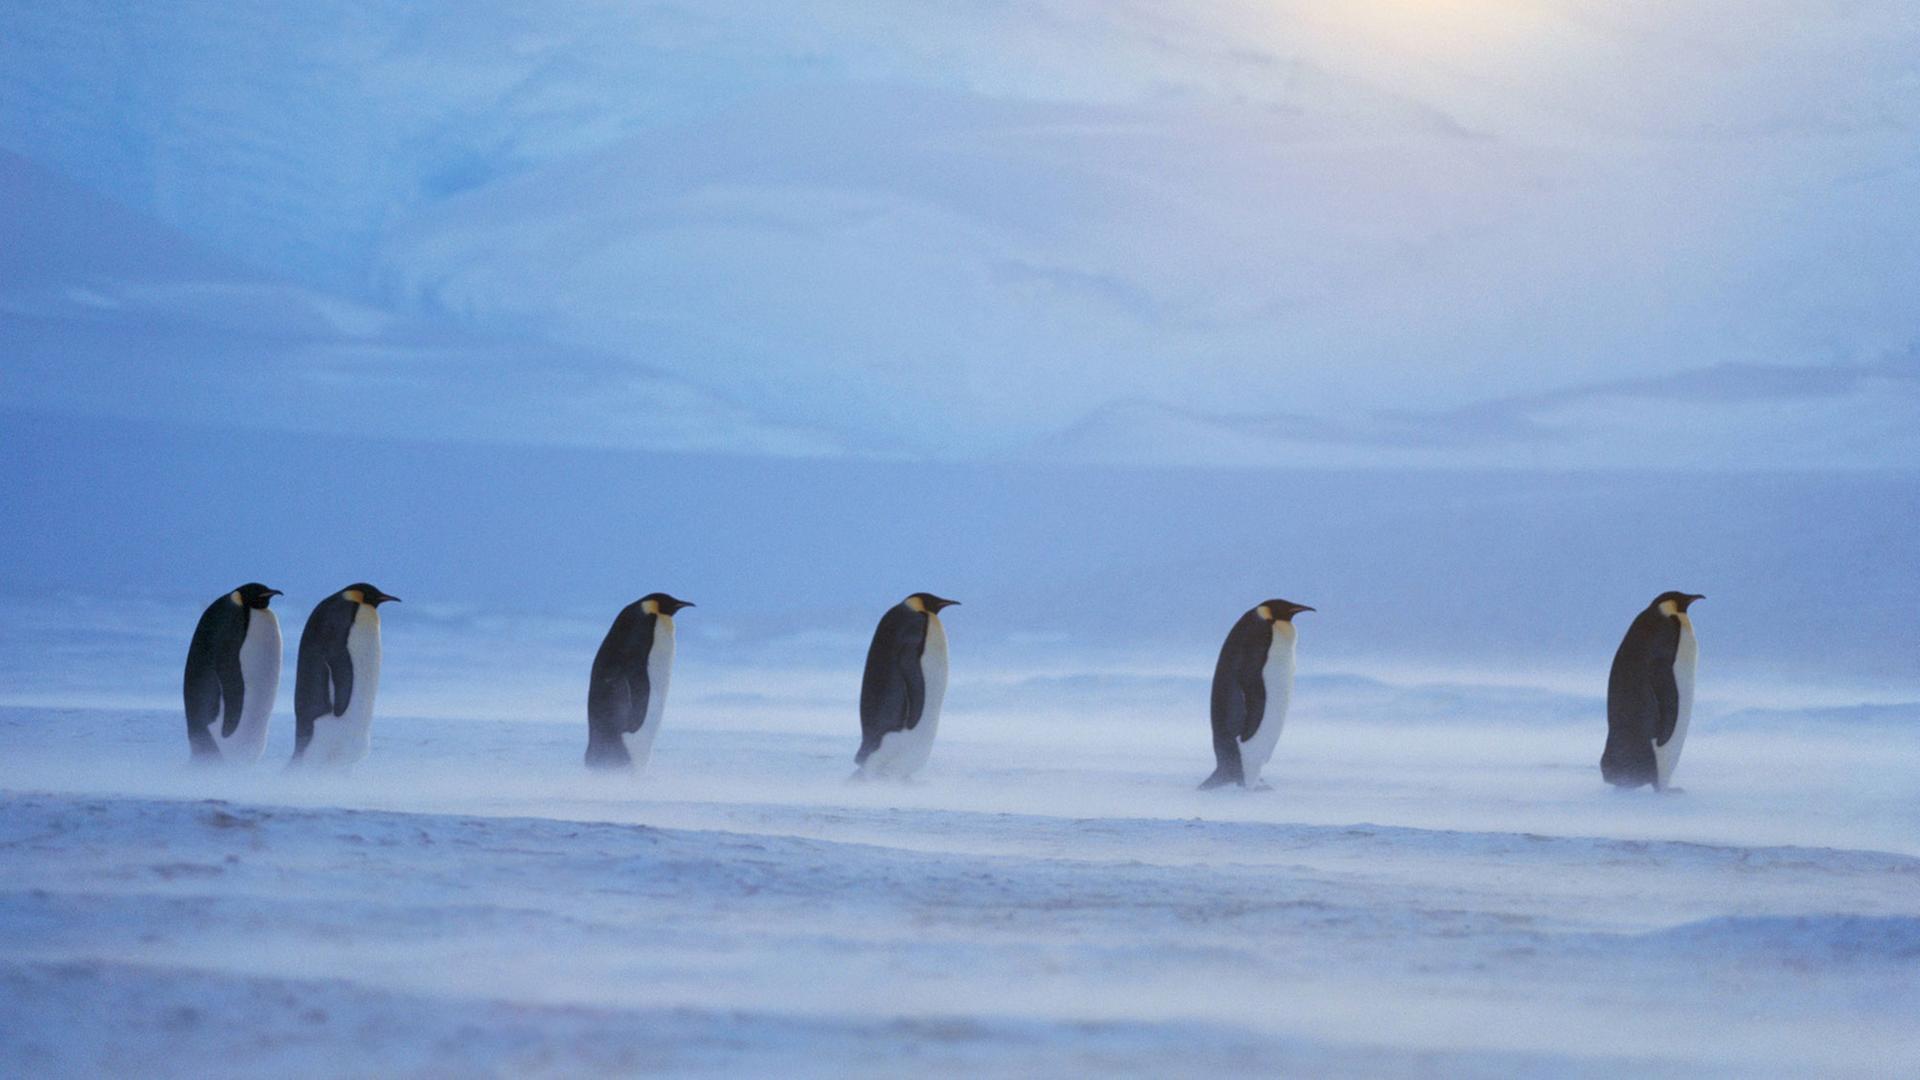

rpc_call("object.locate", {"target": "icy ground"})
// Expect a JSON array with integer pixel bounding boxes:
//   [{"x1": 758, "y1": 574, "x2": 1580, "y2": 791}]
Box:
[{"x1": 2, "y1": 691, "x2": 1917, "y2": 1078}]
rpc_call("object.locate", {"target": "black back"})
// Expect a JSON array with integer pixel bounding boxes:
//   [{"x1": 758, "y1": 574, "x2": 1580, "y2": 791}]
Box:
[
  {"x1": 585, "y1": 600, "x2": 661, "y2": 769},
  {"x1": 292, "y1": 592, "x2": 359, "y2": 759},
  {"x1": 182, "y1": 592, "x2": 252, "y2": 760},
  {"x1": 1600, "y1": 599, "x2": 1684, "y2": 788},
  {"x1": 856, "y1": 602, "x2": 931, "y2": 764},
  {"x1": 1200, "y1": 608, "x2": 1276, "y2": 788}
]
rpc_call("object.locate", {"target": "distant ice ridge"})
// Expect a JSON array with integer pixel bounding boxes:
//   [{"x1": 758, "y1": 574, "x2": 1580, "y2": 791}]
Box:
[{"x1": 3, "y1": 2, "x2": 1918, "y2": 464}]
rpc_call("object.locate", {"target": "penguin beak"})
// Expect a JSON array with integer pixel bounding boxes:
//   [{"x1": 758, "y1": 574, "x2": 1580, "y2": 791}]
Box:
[
  {"x1": 1294, "y1": 604, "x2": 1315, "y2": 614},
  {"x1": 378, "y1": 594, "x2": 400, "y2": 605},
  {"x1": 676, "y1": 601, "x2": 696, "y2": 613},
  {"x1": 265, "y1": 589, "x2": 284, "y2": 598}
]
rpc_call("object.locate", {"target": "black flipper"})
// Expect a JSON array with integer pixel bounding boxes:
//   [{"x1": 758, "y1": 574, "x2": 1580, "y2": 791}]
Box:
[
  {"x1": 856, "y1": 604, "x2": 929, "y2": 765},
  {"x1": 1649, "y1": 617, "x2": 1681, "y2": 746},
  {"x1": 217, "y1": 620, "x2": 248, "y2": 739},
  {"x1": 328, "y1": 642, "x2": 354, "y2": 718}
]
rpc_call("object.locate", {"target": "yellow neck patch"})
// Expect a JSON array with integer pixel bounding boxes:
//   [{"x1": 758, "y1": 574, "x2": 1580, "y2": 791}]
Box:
[
  {"x1": 641, "y1": 598, "x2": 660, "y2": 616},
  {"x1": 1256, "y1": 604, "x2": 1273, "y2": 621},
  {"x1": 229, "y1": 591, "x2": 243, "y2": 606},
  {"x1": 905, "y1": 595, "x2": 927, "y2": 614},
  {"x1": 343, "y1": 589, "x2": 365, "y2": 605}
]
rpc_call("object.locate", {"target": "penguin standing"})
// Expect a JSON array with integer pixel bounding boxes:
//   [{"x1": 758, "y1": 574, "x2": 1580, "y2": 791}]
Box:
[
  {"x1": 182, "y1": 583, "x2": 283, "y2": 763},
  {"x1": 1601, "y1": 591, "x2": 1704, "y2": 791},
  {"x1": 1200, "y1": 599, "x2": 1314, "y2": 790},
  {"x1": 854, "y1": 593, "x2": 958, "y2": 780},
  {"x1": 290, "y1": 583, "x2": 398, "y2": 768},
  {"x1": 585, "y1": 593, "x2": 694, "y2": 772}
]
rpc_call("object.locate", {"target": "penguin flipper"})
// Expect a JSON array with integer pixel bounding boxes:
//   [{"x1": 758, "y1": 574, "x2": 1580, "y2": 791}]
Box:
[
  {"x1": 216, "y1": 646, "x2": 247, "y2": 739},
  {"x1": 1649, "y1": 617, "x2": 1682, "y2": 746},
  {"x1": 620, "y1": 668, "x2": 651, "y2": 735},
  {"x1": 328, "y1": 644, "x2": 354, "y2": 718},
  {"x1": 1235, "y1": 666, "x2": 1267, "y2": 744}
]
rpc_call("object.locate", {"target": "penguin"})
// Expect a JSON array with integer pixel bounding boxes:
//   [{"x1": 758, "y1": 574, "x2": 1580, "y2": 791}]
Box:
[
  {"x1": 1200, "y1": 599, "x2": 1314, "y2": 790},
  {"x1": 854, "y1": 593, "x2": 959, "y2": 780},
  {"x1": 1601, "y1": 591, "x2": 1704, "y2": 791},
  {"x1": 585, "y1": 592, "x2": 695, "y2": 772},
  {"x1": 182, "y1": 583, "x2": 283, "y2": 763},
  {"x1": 290, "y1": 583, "x2": 398, "y2": 768}
]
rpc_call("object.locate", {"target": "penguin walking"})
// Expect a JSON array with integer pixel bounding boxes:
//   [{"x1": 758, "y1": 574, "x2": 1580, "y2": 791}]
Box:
[
  {"x1": 1200, "y1": 599, "x2": 1313, "y2": 790},
  {"x1": 290, "y1": 583, "x2": 398, "y2": 768},
  {"x1": 182, "y1": 583, "x2": 283, "y2": 763},
  {"x1": 854, "y1": 593, "x2": 958, "y2": 780},
  {"x1": 1601, "y1": 591, "x2": 1704, "y2": 791},
  {"x1": 585, "y1": 593, "x2": 695, "y2": 772}
]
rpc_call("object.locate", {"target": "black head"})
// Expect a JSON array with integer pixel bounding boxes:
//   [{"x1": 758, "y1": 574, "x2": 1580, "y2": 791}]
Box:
[
  {"x1": 907, "y1": 592, "x2": 960, "y2": 614},
  {"x1": 640, "y1": 592, "x2": 695, "y2": 616},
  {"x1": 1256, "y1": 598, "x2": 1315, "y2": 622},
  {"x1": 234, "y1": 583, "x2": 283, "y2": 609},
  {"x1": 1652, "y1": 591, "x2": 1704, "y2": 613},
  {"x1": 343, "y1": 583, "x2": 400, "y2": 607}
]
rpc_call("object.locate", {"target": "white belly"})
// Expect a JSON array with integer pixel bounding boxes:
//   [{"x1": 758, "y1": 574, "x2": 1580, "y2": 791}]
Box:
[
  {"x1": 309, "y1": 608, "x2": 381, "y2": 767},
  {"x1": 1655, "y1": 619, "x2": 1697, "y2": 789},
  {"x1": 622, "y1": 619, "x2": 675, "y2": 773},
  {"x1": 1240, "y1": 623, "x2": 1295, "y2": 784},
  {"x1": 214, "y1": 609, "x2": 280, "y2": 764},
  {"x1": 865, "y1": 614, "x2": 947, "y2": 779}
]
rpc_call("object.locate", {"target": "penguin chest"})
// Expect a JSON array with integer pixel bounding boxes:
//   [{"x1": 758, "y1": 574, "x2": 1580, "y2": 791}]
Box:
[
  {"x1": 1241, "y1": 624, "x2": 1296, "y2": 783},
  {"x1": 868, "y1": 614, "x2": 948, "y2": 778},
  {"x1": 625, "y1": 620, "x2": 675, "y2": 770},
  {"x1": 1655, "y1": 618, "x2": 1698, "y2": 788},
  {"x1": 217, "y1": 609, "x2": 281, "y2": 763},
  {"x1": 313, "y1": 608, "x2": 381, "y2": 766}
]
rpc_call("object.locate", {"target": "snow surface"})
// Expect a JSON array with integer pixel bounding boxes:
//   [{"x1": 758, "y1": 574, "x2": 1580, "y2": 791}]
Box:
[{"x1": 3, "y1": 675, "x2": 1916, "y2": 1077}]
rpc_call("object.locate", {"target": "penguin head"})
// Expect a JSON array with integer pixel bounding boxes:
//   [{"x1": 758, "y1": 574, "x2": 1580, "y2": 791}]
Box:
[
  {"x1": 640, "y1": 593, "x2": 695, "y2": 617},
  {"x1": 232, "y1": 583, "x2": 282, "y2": 610},
  {"x1": 342, "y1": 583, "x2": 400, "y2": 607},
  {"x1": 1255, "y1": 599, "x2": 1315, "y2": 623},
  {"x1": 1654, "y1": 591, "x2": 1704, "y2": 614},
  {"x1": 905, "y1": 593, "x2": 960, "y2": 614}
]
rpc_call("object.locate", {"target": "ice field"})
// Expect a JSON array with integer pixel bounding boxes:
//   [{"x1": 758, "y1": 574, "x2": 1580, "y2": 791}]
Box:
[{"x1": 4, "y1": 660, "x2": 1917, "y2": 1077}]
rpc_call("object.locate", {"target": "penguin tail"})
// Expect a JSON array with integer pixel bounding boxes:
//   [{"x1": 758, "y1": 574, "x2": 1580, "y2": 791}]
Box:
[
  {"x1": 1197, "y1": 768, "x2": 1241, "y2": 791},
  {"x1": 1599, "y1": 743, "x2": 1656, "y2": 789},
  {"x1": 584, "y1": 742, "x2": 631, "y2": 772}
]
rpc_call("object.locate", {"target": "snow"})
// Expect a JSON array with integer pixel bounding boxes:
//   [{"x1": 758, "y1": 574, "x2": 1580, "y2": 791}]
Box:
[{"x1": 3, "y1": 670, "x2": 1917, "y2": 1076}]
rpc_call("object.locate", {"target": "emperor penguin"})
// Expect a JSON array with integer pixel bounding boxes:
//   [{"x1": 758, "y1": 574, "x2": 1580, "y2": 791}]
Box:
[
  {"x1": 1200, "y1": 599, "x2": 1314, "y2": 790},
  {"x1": 182, "y1": 583, "x2": 284, "y2": 763},
  {"x1": 585, "y1": 592, "x2": 695, "y2": 772},
  {"x1": 290, "y1": 583, "x2": 398, "y2": 769},
  {"x1": 1601, "y1": 591, "x2": 1704, "y2": 791},
  {"x1": 854, "y1": 592, "x2": 958, "y2": 780}
]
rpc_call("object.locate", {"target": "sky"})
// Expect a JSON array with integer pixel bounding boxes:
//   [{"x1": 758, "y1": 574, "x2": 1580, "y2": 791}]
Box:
[
  {"x1": 3, "y1": 0, "x2": 1916, "y2": 465},
  {"x1": 1, "y1": 2, "x2": 1916, "y2": 697}
]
